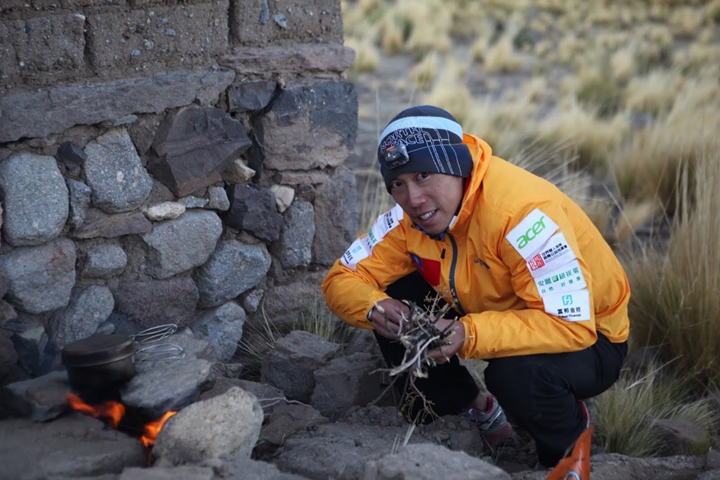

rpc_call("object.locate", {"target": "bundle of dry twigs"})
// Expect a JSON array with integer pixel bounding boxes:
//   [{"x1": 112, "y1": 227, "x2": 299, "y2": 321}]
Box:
[{"x1": 375, "y1": 299, "x2": 459, "y2": 379}]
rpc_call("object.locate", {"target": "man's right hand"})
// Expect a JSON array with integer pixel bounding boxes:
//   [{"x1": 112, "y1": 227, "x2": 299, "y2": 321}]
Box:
[{"x1": 368, "y1": 298, "x2": 411, "y2": 339}]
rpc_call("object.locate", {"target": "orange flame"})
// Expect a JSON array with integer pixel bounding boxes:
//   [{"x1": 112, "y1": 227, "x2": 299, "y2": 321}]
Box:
[
  {"x1": 139, "y1": 410, "x2": 177, "y2": 447},
  {"x1": 66, "y1": 392, "x2": 125, "y2": 428}
]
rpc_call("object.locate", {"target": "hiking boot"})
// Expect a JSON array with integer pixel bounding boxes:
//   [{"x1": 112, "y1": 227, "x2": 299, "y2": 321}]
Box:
[{"x1": 463, "y1": 396, "x2": 514, "y2": 450}]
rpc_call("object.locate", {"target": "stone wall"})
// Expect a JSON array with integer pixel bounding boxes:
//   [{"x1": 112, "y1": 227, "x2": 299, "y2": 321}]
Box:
[{"x1": 0, "y1": 0, "x2": 358, "y2": 383}]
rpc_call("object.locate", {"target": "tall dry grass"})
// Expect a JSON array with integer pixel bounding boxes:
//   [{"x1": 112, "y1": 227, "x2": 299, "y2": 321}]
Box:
[{"x1": 623, "y1": 151, "x2": 720, "y2": 388}]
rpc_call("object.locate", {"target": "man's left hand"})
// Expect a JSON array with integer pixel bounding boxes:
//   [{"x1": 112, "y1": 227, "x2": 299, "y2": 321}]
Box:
[{"x1": 427, "y1": 318, "x2": 466, "y2": 364}]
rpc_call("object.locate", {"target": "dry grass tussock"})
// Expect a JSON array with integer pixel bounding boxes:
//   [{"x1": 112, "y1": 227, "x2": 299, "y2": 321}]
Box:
[{"x1": 623, "y1": 152, "x2": 720, "y2": 388}]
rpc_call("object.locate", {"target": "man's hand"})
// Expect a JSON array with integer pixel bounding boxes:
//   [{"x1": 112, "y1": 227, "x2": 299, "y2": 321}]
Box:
[
  {"x1": 427, "y1": 318, "x2": 466, "y2": 364},
  {"x1": 368, "y1": 298, "x2": 410, "y2": 339}
]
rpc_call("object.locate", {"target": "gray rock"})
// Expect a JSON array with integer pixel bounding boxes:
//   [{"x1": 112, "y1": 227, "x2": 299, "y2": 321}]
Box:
[
  {"x1": 84, "y1": 128, "x2": 153, "y2": 213},
  {"x1": 114, "y1": 277, "x2": 199, "y2": 330},
  {"x1": 0, "y1": 238, "x2": 76, "y2": 314},
  {"x1": 215, "y1": 456, "x2": 309, "y2": 480},
  {"x1": 82, "y1": 244, "x2": 128, "y2": 278},
  {"x1": 586, "y1": 453, "x2": 706, "y2": 480},
  {"x1": 261, "y1": 274, "x2": 327, "y2": 331},
  {"x1": 0, "y1": 333, "x2": 18, "y2": 383},
  {"x1": 0, "y1": 267, "x2": 8, "y2": 299},
  {"x1": 142, "y1": 210, "x2": 223, "y2": 280},
  {"x1": 228, "y1": 80, "x2": 277, "y2": 112},
  {"x1": 260, "y1": 81, "x2": 357, "y2": 171},
  {"x1": 194, "y1": 240, "x2": 271, "y2": 309},
  {"x1": 148, "y1": 106, "x2": 251, "y2": 197},
  {"x1": 0, "y1": 71, "x2": 235, "y2": 143},
  {"x1": 650, "y1": 418, "x2": 711, "y2": 456},
  {"x1": 0, "y1": 415, "x2": 145, "y2": 479},
  {"x1": 272, "y1": 423, "x2": 399, "y2": 480},
  {"x1": 365, "y1": 443, "x2": 511, "y2": 480},
  {"x1": 11, "y1": 323, "x2": 49, "y2": 377},
  {"x1": 261, "y1": 403, "x2": 329, "y2": 446},
  {"x1": 121, "y1": 357, "x2": 213, "y2": 416},
  {"x1": 153, "y1": 386, "x2": 264, "y2": 466},
  {"x1": 311, "y1": 352, "x2": 385, "y2": 419},
  {"x1": 49, "y1": 285, "x2": 115, "y2": 349},
  {"x1": 2, "y1": 370, "x2": 70, "y2": 422},
  {"x1": 207, "y1": 186, "x2": 230, "y2": 211},
  {"x1": 313, "y1": 166, "x2": 358, "y2": 265},
  {"x1": 261, "y1": 330, "x2": 342, "y2": 403},
  {"x1": 57, "y1": 141, "x2": 87, "y2": 171},
  {"x1": 0, "y1": 299, "x2": 18, "y2": 327},
  {"x1": 242, "y1": 289, "x2": 264, "y2": 314},
  {"x1": 0, "y1": 153, "x2": 69, "y2": 247},
  {"x1": 225, "y1": 184, "x2": 283, "y2": 243},
  {"x1": 276, "y1": 200, "x2": 314, "y2": 268},
  {"x1": 179, "y1": 196, "x2": 209, "y2": 209},
  {"x1": 66, "y1": 178, "x2": 92, "y2": 228},
  {"x1": 119, "y1": 466, "x2": 214, "y2": 480},
  {"x1": 71, "y1": 211, "x2": 153, "y2": 239},
  {"x1": 192, "y1": 301, "x2": 246, "y2": 362}
]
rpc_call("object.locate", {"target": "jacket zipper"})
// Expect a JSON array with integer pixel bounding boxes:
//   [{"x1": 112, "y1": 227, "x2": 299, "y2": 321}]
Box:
[{"x1": 447, "y1": 233, "x2": 467, "y2": 316}]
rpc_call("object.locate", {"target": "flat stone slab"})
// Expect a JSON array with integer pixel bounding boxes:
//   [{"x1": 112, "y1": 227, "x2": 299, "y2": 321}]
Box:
[{"x1": 0, "y1": 413, "x2": 145, "y2": 479}]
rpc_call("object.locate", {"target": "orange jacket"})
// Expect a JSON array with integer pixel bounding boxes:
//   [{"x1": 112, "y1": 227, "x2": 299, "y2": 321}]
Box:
[{"x1": 322, "y1": 134, "x2": 630, "y2": 359}]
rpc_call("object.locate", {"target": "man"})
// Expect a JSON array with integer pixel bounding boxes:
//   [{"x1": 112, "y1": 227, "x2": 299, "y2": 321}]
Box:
[{"x1": 322, "y1": 105, "x2": 629, "y2": 468}]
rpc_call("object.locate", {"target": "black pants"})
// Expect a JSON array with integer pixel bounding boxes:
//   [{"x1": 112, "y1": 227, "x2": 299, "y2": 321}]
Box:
[{"x1": 376, "y1": 271, "x2": 627, "y2": 467}]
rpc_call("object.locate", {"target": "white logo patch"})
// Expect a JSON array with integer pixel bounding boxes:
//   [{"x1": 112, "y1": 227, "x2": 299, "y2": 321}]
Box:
[
  {"x1": 534, "y1": 259, "x2": 587, "y2": 295},
  {"x1": 526, "y1": 232, "x2": 576, "y2": 278},
  {"x1": 542, "y1": 290, "x2": 591, "y2": 321},
  {"x1": 506, "y1": 209, "x2": 559, "y2": 259},
  {"x1": 340, "y1": 204, "x2": 404, "y2": 270}
]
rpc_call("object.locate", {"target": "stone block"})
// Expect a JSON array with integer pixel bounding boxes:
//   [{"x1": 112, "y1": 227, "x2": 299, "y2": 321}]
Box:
[
  {"x1": 0, "y1": 13, "x2": 85, "y2": 87},
  {"x1": 148, "y1": 106, "x2": 251, "y2": 197},
  {"x1": 261, "y1": 330, "x2": 342, "y2": 403},
  {"x1": 311, "y1": 352, "x2": 385, "y2": 418},
  {"x1": 313, "y1": 165, "x2": 358, "y2": 265},
  {"x1": 87, "y1": 1, "x2": 229, "y2": 73},
  {"x1": 0, "y1": 71, "x2": 234, "y2": 143},
  {"x1": 261, "y1": 80, "x2": 357, "y2": 171},
  {"x1": 230, "y1": 0, "x2": 343, "y2": 47}
]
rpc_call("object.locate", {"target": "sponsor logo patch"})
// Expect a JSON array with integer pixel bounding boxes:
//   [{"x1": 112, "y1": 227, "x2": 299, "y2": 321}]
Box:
[
  {"x1": 340, "y1": 238, "x2": 370, "y2": 270},
  {"x1": 340, "y1": 204, "x2": 404, "y2": 270},
  {"x1": 506, "y1": 209, "x2": 559, "y2": 259},
  {"x1": 526, "y1": 232, "x2": 576, "y2": 278},
  {"x1": 534, "y1": 259, "x2": 587, "y2": 295},
  {"x1": 541, "y1": 290, "x2": 591, "y2": 321}
]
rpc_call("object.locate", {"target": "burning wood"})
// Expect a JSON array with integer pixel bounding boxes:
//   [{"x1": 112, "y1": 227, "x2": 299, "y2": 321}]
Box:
[{"x1": 66, "y1": 392, "x2": 176, "y2": 448}]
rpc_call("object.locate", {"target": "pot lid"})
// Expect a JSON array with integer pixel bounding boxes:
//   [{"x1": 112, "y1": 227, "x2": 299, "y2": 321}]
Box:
[{"x1": 61, "y1": 334, "x2": 135, "y2": 367}]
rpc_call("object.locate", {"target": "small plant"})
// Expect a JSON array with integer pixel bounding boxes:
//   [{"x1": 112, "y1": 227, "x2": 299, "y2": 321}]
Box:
[
  {"x1": 295, "y1": 299, "x2": 355, "y2": 345},
  {"x1": 595, "y1": 362, "x2": 717, "y2": 457}
]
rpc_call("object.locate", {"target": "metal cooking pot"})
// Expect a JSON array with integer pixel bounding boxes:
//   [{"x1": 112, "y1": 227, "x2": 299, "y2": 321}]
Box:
[{"x1": 61, "y1": 334, "x2": 136, "y2": 391}]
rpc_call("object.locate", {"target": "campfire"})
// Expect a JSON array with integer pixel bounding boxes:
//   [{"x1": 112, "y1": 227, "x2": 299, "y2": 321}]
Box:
[{"x1": 67, "y1": 392, "x2": 177, "y2": 448}]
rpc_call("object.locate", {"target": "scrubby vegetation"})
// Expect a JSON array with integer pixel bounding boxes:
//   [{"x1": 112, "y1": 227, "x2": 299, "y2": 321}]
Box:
[{"x1": 342, "y1": 0, "x2": 720, "y2": 459}]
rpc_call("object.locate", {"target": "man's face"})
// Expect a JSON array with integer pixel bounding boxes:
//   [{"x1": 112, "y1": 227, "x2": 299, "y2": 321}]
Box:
[{"x1": 389, "y1": 172, "x2": 465, "y2": 236}]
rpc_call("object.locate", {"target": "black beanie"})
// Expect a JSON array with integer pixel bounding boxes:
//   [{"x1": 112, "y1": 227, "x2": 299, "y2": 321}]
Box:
[{"x1": 377, "y1": 105, "x2": 473, "y2": 191}]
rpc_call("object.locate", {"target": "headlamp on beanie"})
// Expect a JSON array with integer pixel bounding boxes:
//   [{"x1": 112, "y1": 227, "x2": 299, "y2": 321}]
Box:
[
  {"x1": 377, "y1": 105, "x2": 473, "y2": 192},
  {"x1": 382, "y1": 144, "x2": 410, "y2": 169}
]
